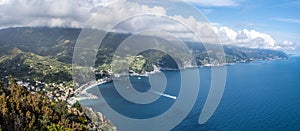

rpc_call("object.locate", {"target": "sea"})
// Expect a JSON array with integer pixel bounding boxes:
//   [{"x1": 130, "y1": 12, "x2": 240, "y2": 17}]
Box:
[{"x1": 81, "y1": 56, "x2": 300, "y2": 130}]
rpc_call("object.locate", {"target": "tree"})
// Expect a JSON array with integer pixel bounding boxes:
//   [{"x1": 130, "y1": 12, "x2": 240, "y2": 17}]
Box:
[
  {"x1": 72, "y1": 101, "x2": 83, "y2": 112},
  {"x1": 47, "y1": 124, "x2": 71, "y2": 131},
  {"x1": 0, "y1": 77, "x2": 90, "y2": 130}
]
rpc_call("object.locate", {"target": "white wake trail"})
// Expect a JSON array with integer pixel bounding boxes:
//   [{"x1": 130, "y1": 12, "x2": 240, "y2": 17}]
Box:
[{"x1": 151, "y1": 91, "x2": 177, "y2": 100}]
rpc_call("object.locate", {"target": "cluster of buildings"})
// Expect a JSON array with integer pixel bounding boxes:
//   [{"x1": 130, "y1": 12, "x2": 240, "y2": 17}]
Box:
[{"x1": 16, "y1": 80, "x2": 76, "y2": 102}]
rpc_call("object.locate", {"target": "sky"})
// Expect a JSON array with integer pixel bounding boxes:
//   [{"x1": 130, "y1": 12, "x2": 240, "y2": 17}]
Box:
[
  {"x1": 0, "y1": 0, "x2": 299, "y2": 54},
  {"x1": 195, "y1": 0, "x2": 300, "y2": 54}
]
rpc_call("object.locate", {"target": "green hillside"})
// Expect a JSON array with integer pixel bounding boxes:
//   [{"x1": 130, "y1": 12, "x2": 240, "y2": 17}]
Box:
[{"x1": 0, "y1": 27, "x2": 289, "y2": 85}]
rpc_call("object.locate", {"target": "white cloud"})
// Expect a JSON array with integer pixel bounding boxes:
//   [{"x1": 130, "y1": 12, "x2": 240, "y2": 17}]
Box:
[
  {"x1": 214, "y1": 27, "x2": 296, "y2": 50},
  {"x1": 0, "y1": 0, "x2": 9, "y2": 5},
  {"x1": 236, "y1": 29, "x2": 276, "y2": 48},
  {"x1": 0, "y1": 0, "x2": 296, "y2": 51},
  {"x1": 200, "y1": 9, "x2": 213, "y2": 14},
  {"x1": 216, "y1": 26, "x2": 237, "y2": 42},
  {"x1": 275, "y1": 40, "x2": 296, "y2": 50},
  {"x1": 186, "y1": 0, "x2": 239, "y2": 7},
  {"x1": 87, "y1": 0, "x2": 167, "y2": 30},
  {"x1": 273, "y1": 17, "x2": 300, "y2": 24},
  {"x1": 0, "y1": 0, "x2": 108, "y2": 28}
]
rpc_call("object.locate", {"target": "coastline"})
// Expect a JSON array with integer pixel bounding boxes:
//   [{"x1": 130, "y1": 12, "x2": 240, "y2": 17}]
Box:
[
  {"x1": 68, "y1": 80, "x2": 109, "y2": 105},
  {"x1": 70, "y1": 62, "x2": 237, "y2": 101},
  {"x1": 69, "y1": 57, "x2": 289, "y2": 104},
  {"x1": 67, "y1": 57, "x2": 289, "y2": 130}
]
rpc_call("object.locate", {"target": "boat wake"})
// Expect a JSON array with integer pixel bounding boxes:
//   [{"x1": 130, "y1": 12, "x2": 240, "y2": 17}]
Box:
[{"x1": 151, "y1": 91, "x2": 177, "y2": 100}]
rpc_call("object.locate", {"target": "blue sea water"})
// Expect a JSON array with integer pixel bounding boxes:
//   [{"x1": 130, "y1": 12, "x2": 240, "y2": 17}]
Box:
[{"x1": 83, "y1": 57, "x2": 300, "y2": 130}]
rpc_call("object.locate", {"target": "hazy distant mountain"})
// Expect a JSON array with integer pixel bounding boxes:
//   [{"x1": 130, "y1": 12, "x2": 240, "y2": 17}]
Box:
[
  {"x1": 0, "y1": 26, "x2": 289, "y2": 91},
  {"x1": 0, "y1": 27, "x2": 288, "y2": 61},
  {"x1": 0, "y1": 27, "x2": 288, "y2": 83}
]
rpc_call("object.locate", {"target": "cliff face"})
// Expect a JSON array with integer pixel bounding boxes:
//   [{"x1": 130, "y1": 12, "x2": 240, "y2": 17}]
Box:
[{"x1": 84, "y1": 107, "x2": 117, "y2": 131}]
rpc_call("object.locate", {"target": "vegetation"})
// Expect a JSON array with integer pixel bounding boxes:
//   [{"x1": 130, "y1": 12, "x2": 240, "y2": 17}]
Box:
[
  {"x1": 0, "y1": 77, "x2": 92, "y2": 131},
  {"x1": 0, "y1": 27, "x2": 289, "y2": 130},
  {"x1": 0, "y1": 48, "x2": 71, "y2": 79},
  {"x1": 110, "y1": 55, "x2": 147, "y2": 74},
  {"x1": 0, "y1": 27, "x2": 288, "y2": 79}
]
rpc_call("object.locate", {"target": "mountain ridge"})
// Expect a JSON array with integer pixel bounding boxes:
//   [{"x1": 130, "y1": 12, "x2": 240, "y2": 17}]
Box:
[{"x1": 0, "y1": 27, "x2": 288, "y2": 85}]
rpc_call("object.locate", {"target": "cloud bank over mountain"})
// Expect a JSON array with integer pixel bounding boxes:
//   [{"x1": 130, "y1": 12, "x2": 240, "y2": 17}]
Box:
[
  {"x1": 0, "y1": 0, "x2": 296, "y2": 51},
  {"x1": 215, "y1": 27, "x2": 296, "y2": 50}
]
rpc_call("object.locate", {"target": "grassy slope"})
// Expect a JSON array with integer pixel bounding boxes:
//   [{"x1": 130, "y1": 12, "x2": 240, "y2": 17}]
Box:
[{"x1": 0, "y1": 48, "x2": 72, "y2": 84}]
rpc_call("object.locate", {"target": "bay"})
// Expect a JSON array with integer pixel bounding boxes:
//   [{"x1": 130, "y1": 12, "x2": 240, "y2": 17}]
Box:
[{"x1": 82, "y1": 57, "x2": 300, "y2": 130}]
